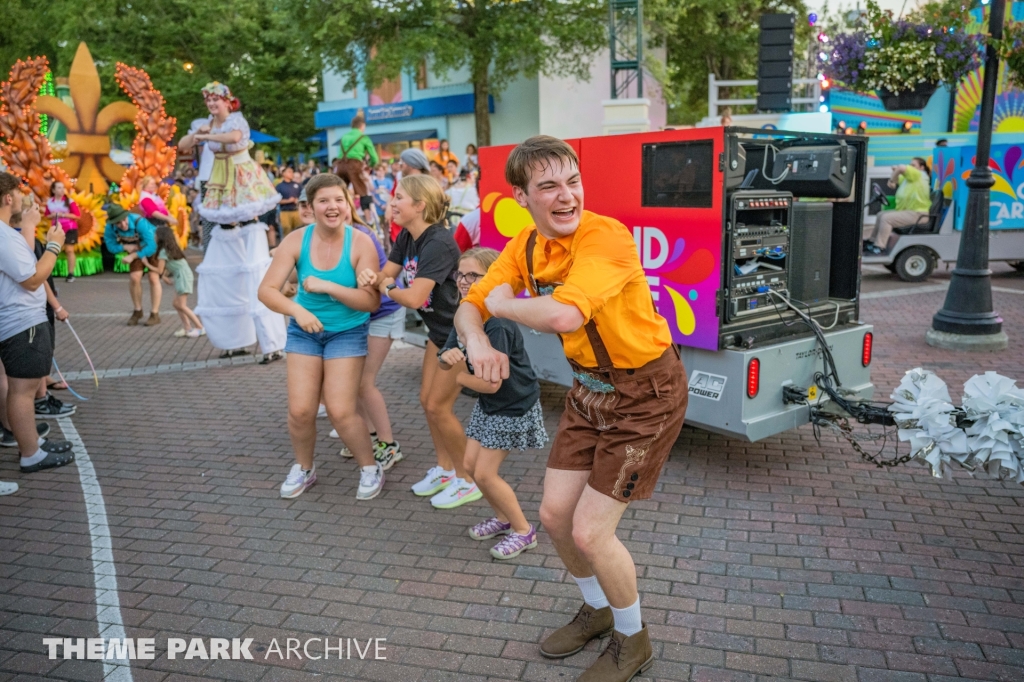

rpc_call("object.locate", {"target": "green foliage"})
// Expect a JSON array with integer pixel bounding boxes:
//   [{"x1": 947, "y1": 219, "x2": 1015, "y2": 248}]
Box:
[
  {"x1": 292, "y1": 0, "x2": 607, "y2": 145},
  {"x1": 1, "y1": 0, "x2": 320, "y2": 155},
  {"x1": 647, "y1": 0, "x2": 810, "y2": 125},
  {"x1": 992, "y1": 21, "x2": 1024, "y2": 89}
]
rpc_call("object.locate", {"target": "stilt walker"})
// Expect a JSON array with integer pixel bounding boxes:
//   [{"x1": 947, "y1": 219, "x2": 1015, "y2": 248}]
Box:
[{"x1": 179, "y1": 82, "x2": 285, "y2": 362}]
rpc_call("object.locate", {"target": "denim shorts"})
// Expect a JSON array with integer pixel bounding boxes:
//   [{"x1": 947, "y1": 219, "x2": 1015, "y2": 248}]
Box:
[
  {"x1": 368, "y1": 308, "x2": 406, "y2": 340},
  {"x1": 285, "y1": 319, "x2": 369, "y2": 359}
]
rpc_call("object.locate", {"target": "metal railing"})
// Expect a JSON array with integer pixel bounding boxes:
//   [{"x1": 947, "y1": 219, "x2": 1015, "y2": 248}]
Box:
[{"x1": 708, "y1": 74, "x2": 822, "y2": 121}]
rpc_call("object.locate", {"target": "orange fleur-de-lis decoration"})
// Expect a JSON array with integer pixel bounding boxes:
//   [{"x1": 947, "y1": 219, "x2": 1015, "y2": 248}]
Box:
[{"x1": 35, "y1": 43, "x2": 137, "y2": 194}]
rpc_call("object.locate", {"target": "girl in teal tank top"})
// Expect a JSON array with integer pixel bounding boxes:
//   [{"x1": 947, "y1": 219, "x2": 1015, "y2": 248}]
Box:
[
  {"x1": 258, "y1": 176, "x2": 385, "y2": 503},
  {"x1": 295, "y1": 224, "x2": 369, "y2": 332}
]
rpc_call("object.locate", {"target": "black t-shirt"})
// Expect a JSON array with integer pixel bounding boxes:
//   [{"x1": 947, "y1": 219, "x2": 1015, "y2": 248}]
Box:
[
  {"x1": 443, "y1": 318, "x2": 540, "y2": 417},
  {"x1": 388, "y1": 223, "x2": 460, "y2": 347},
  {"x1": 276, "y1": 181, "x2": 301, "y2": 211}
]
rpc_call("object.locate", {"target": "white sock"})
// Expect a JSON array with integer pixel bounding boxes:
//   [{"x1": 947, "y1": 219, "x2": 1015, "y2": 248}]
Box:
[
  {"x1": 573, "y1": 574, "x2": 610, "y2": 610},
  {"x1": 21, "y1": 449, "x2": 47, "y2": 467},
  {"x1": 361, "y1": 465, "x2": 378, "y2": 474},
  {"x1": 611, "y1": 597, "x2": 643, "y2": 636}
]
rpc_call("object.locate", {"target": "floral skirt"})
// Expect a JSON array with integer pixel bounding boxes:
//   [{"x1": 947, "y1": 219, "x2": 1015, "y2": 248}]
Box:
[
  {"x1": 466, "y1": 400, "x2": 548, "y2": 452},
  {"x1": 200, "y1": 152, "x2": 281, "y2": 225}
]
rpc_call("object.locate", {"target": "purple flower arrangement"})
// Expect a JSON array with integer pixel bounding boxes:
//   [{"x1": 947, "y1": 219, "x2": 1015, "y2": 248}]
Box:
[{"x1": 823, "y1": 0, "x2": 983, "y2": 95}]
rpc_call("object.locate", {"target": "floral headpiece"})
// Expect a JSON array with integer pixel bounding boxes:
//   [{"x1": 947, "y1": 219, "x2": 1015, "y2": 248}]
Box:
[
  {"x1": 201, "y1": 81, "x2": 241, "y2": 111},
  {"x1": 201, "y1": 81, "x2": 232, "y2": 100}
]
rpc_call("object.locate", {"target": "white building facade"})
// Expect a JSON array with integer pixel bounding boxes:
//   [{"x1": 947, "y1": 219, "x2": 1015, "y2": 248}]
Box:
[{"x1": 315, "y1": 50, "x2": 668, "y2": 160}]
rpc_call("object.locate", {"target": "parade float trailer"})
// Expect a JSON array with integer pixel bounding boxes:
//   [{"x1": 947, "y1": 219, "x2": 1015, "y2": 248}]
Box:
[{"x1": 479, "y1": 127, "x2": 875, "y2": 442}]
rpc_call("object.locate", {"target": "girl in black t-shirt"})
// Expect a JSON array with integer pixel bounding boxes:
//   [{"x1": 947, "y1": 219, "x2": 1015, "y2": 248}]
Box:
[
  {"x1": 439, "y1": 248, "x2": 546, "y2": 559},
  {"x1": 357, "y1": 175, "x2": 478, "y2": 506}
]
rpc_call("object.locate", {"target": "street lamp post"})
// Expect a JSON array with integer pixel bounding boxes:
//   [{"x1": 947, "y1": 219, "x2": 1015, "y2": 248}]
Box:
[{"x1": 926, "y1": 0, "x2": 1009, "y2": 351}]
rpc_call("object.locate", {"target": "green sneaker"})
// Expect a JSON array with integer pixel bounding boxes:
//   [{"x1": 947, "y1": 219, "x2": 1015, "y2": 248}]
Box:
[{"x1": 430, "y1": 478, "x2": 482, "y2": 509}]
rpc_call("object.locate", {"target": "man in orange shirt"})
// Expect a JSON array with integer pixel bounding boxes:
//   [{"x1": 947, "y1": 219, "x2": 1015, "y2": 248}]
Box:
[{"x1": 456, "y1": 136, "x2": 688, "y2": 681}]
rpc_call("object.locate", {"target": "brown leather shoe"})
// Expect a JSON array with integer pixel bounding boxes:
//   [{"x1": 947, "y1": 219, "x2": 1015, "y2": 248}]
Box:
[
  {"x1": 144, "y1": 312, "x2": 161, "y2": 326},
  {"x1": 539, "y1": 603, "x2": 613, "y2": 658},
  {"x1": 577, "y1": 625, "x2": 653, "y2": 682},
  {"x1": 127, "y1": 310, "x2": 143, "y2": 326}
]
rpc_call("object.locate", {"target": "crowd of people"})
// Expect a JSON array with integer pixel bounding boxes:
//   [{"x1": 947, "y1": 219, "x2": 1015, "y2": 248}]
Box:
[{"x1": 1, "y1": 76, "x2": 689, "y2": 680}]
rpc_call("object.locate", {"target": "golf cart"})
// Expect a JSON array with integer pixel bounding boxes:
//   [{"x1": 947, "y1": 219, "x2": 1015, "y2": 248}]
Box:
[{"x1": 862, "y1": 143, "x2": 1024, "y2": 281}]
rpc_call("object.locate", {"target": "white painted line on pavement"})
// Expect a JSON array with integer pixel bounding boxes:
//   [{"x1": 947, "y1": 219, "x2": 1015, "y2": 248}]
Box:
[
  {"x1": 57, "y1": 417, "x2": 134, "y2": 682},
  {"x1": 60, "y1": 341, "x2": 418, "y2": 381},
  {"x1": 862, "y1": 283, "x2": 1024, "y2": 300}
]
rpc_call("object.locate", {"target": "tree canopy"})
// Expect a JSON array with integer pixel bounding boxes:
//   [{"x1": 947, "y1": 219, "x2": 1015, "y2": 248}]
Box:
[
  {"x1": 294, "y1": 0, "x2": 608, "y2": 146},
  {"x1": 647, "y1": 0, "x2": 811, "y2": 125},
  {"x1": 1, "y1": 0, "x2": 321, "y2": 154}
]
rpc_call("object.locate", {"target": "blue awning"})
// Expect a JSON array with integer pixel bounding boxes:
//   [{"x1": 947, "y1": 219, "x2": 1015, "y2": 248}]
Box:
[{"x1": 250, "y1": 130, "x2": 279, "y2": 143}]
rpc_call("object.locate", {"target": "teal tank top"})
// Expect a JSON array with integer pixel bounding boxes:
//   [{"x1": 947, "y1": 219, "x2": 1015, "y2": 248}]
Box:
[{"x1": 295, "y1": 225, "x2": 370, "y2": 332}]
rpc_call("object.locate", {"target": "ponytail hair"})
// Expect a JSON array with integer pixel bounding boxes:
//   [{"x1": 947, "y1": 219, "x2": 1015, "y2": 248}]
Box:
[
  {"x1": 155, "y1": 226, "x2": 186, "y2": 260},
  {"x1": 398, "y1": 174, "x2": 449, "y2": 225}
]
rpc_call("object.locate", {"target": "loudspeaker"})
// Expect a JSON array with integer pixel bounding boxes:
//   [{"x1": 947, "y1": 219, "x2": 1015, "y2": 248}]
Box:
[
  {"x1": 789, "y1": 202, "x2": 833, "y2": 304},
  {"x1": 756, "y1": 93, "x2": 792, "y2": 111},
  {"x1": 757, "y1": 13, "x2": 795, "y2": 112}
]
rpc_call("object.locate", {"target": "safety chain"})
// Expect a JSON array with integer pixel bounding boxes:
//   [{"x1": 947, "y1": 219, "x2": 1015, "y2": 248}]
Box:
[{"x1": 811, "y1": 412, "x2": 915, "y2": 468}]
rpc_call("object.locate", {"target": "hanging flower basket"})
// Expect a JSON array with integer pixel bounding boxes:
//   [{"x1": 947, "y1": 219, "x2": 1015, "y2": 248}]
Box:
[
  {"x1": 877, "y1": 82, "x2": 938, "y2": 111},
  {"x1": 823, "y1": 1, "x2": 982, "y2": 106}
]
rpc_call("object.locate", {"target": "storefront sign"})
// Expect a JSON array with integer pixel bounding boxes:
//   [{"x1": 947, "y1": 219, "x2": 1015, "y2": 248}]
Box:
[{"x1": 366, "y1": 104, "x2": 414, "y2": 122}]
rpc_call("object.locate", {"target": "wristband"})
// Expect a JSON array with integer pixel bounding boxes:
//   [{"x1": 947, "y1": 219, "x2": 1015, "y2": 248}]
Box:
[
  {"x1": 46, "y1": 242, "x2": 61, "y2": 254},
  {"x1": 55, "y1": 307, "x2": 65, "y2": 315}
]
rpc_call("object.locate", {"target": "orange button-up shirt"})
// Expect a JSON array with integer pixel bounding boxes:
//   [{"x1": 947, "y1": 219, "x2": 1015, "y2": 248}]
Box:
[{"x1": 463, "y1": 210, "x2": 673, "y2": 369}]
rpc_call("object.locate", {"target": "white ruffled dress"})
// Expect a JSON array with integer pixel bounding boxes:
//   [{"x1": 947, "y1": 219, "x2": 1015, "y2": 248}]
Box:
[{"x1": 194, "y1": 112, "x2": 285, "y2": 353}]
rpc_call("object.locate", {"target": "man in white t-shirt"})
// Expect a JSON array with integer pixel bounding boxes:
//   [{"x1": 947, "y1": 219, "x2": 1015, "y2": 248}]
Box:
[{"x1": 0, "y1": 173, "x2": 76, "y2": 493}]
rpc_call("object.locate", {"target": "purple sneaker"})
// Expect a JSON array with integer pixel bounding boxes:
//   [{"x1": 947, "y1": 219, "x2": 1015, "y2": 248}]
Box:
[
  {"x1": 490, "y1": 525, "x2": 538, "y2": 560},
  {"x1": 470, "y1": 517, "x2": 512, "y2": 540}
]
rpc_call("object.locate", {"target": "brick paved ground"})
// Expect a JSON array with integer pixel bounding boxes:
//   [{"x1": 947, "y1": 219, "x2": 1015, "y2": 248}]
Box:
[{"x1": 1, "y1": 259, "x2": 1023, "y2": 682}]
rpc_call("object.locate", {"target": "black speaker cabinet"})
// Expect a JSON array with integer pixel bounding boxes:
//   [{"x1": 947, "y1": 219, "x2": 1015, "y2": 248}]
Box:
[{"x1": 789, "y1": 202, "x2": 833, "y2": 304}]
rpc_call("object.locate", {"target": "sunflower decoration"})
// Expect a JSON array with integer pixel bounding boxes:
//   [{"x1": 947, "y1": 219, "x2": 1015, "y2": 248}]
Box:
[
  {"x1": 165, "y1": 184, "x2": 191, "y2": 249},
  {"x1": 35, "y1": 189, "x2": 107, "y2": 253}
]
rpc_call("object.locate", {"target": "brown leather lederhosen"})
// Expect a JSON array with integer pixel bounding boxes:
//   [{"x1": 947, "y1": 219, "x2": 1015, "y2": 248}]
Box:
[{"x1": 524, "y1": 229, "x2": 688, "y2": 501}]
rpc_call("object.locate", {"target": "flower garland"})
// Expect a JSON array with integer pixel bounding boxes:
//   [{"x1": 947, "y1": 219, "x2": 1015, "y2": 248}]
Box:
[
  {"x1": 889, "y1": 368, "x2": 1024, "y2": 484},
  {"x1": 824, "y1": 0, "x2": 983, "y2": 95}
]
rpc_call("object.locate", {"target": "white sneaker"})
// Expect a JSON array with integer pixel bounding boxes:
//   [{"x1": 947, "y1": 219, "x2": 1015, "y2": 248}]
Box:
[
  {"x1": 411, "y1": 466, "x2": 455, "y2": 496},
  {"x1": 186, "y1": 328, "x2": 203, "y2": 339},
  {"x1": 317, "y1": 404, "x2": 327, "y2": 418},
  {"x1": 280, "y1": 463, "x2": 316, "y2": 499},
  {"x1": 173, "y1": 328, "x2": 188, "y2": 338},
  {"x1": 430, "y1": 478, "x2": 483, "y2": 509},
  {"x1": 357, "y1": 463, "x2": 385, "y2": 500}
]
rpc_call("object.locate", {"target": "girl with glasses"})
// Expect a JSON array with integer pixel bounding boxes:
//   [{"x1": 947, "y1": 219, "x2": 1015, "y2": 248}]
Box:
[{"x1": 438, "y1": 248, "x2": 547, "y2": 557}]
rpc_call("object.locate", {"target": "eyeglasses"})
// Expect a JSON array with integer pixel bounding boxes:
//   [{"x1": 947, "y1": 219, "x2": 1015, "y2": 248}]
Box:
[{"x1": 455, "y1": 271, "x2": 484, "y2": 283}]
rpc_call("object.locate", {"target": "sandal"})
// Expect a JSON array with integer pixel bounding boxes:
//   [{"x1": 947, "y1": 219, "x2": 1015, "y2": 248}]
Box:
[
  {"x1": 47, "y1": 379, "x2": 68, "y2": 390},
  {"x1": 258, "y1": 351, "x2": 284, "y2": 365},
  {"x1": 219, "y1": 348, "x2": 250, "y2": 359},
  {"x1": 21, "y1": 443, "x2": 76, "y2": 473}
]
